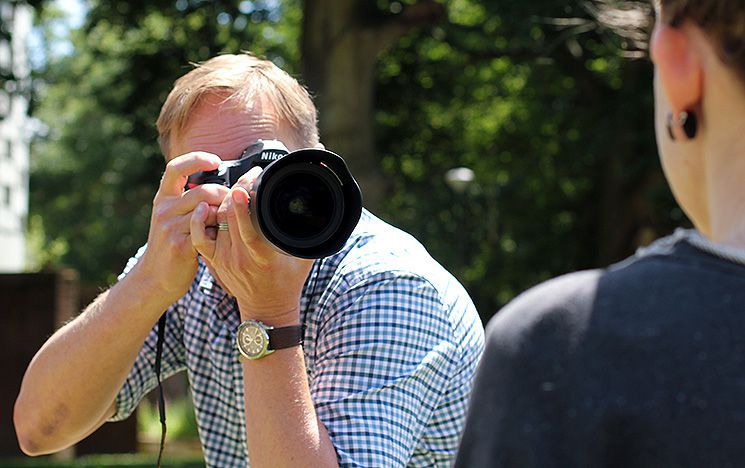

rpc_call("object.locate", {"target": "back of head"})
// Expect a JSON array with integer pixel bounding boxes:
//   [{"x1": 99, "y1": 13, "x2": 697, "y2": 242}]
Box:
[
  {"x1": 156, "y1": 53, "x2": 319, "y2": 158},
  {"x1": 604, "y1": 1, "x2": 745, "y2": 82},
  {"x1": 658, "y1": 0, "x2": 745, "y2": 81},
  {"x1": 600, "y1": 0, "x2": 745, "y2": 236}
]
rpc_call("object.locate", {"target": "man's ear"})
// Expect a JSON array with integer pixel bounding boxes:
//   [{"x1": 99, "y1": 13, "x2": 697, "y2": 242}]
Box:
[{"x1": 650, "y1": 22, "x2": 703, "y2": 112}]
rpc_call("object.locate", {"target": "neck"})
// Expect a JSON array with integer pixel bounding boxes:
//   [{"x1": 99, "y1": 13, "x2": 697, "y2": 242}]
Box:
[
  {"x1": 704, "y1": 130, "x2": 745, "y2": 248},
  {"x1": 693, "y1": 55, "x2": 745, "y2": 248}
]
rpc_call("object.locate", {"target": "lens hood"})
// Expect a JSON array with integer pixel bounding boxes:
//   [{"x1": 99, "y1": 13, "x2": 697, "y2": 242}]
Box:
[{"x1": 249, "y1": 148, "x2": 362, "y2": 259}]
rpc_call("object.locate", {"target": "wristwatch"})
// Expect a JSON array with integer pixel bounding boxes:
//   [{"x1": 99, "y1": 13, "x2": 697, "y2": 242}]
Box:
[{"x1": 236, "y1": 320, "x2": 303, "y2": 360}]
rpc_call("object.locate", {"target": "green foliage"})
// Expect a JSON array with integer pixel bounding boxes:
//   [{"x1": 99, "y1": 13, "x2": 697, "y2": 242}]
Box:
[
  {"x1": 376, "y1": 1, "x2": 683, "y2": 319},
  {"x1": 29, "y1": 0, "x2": 686, "y2": 323},
  {"x1": 138, "y1": 397, "x2": 199, "y2": 440},
  {"x1": 30, "y1": 0, "x2": 301, "y2": 284},
  {"x1": 0, "y1": 454, "x2": 203, "y2": 467}
]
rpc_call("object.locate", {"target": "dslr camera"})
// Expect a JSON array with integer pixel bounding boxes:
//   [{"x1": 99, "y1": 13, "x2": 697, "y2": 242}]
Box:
[{"x1": 187, "y1": 140, "x2": 362, "y2": 259}]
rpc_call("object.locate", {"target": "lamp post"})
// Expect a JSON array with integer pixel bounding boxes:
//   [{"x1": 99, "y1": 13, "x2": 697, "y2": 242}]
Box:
[
  {"x1": 444, "y1": 167, "x2": 475, "y2": 194},
  {"x1": 444, "y1": 167, "x2": 475, "y2": 286}
]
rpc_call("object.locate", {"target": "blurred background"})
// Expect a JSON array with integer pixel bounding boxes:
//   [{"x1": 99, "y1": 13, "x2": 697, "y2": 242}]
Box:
[{"x1": 1, "y1": 0, "x2": 685, "y2": 465}]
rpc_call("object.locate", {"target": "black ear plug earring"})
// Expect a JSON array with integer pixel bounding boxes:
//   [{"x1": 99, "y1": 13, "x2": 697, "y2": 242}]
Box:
[{"x1": 666, "y1": 110, "x2": 698, "y2": 141}]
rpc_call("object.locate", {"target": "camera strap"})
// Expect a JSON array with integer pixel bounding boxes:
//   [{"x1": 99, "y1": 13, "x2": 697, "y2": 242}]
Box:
[
  {"x1": 150, "y1": 258, "x2": 321, "y2": 468},
  {"x1": 154, "y1": 313, "x2": 167, "y2": 468}
]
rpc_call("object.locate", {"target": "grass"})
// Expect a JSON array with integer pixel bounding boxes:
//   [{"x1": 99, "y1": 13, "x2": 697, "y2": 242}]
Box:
[
  {"x1": 137, "y1": 397, "x2": 200, "y2": 441},
  {"x1": 0, "y1": 454, "x2": 204, "y2": 467},
  {"x1": 4, "y1": 397, "x2": 204, "y2": 467}
]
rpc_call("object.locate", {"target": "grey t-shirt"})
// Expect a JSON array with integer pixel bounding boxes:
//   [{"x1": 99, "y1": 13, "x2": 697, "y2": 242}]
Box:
[{"x1": 456, "y1": 231, "x2": 745, "y2": 468}]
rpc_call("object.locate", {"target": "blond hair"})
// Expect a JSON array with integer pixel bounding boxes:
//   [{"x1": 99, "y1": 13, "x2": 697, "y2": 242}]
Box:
[{"x1": 156, "y1": 53, "x2": 319, "y2": 157}]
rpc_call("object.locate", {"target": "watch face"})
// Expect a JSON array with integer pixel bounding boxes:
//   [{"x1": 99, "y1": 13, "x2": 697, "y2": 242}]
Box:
[{"x1": 237, "y1": 321, "x2": 269, "y2": 360}]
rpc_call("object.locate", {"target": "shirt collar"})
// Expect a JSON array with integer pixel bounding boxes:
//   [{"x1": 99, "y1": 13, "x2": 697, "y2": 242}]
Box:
[{"x1": 198, "y1": 266, "x2": 220, "y2": 295}]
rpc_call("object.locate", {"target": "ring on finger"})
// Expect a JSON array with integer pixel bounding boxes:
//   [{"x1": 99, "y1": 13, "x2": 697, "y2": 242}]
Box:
[{"x1": 217, "y1": 222, "x2": 229, "y2": 231}]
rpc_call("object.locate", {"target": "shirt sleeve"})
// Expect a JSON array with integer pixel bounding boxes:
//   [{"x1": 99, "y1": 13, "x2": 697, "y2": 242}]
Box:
[
  {"x1": 309, "y1": 271, "x2": 463, "y2": 467},
  {"x1": 108, "y1": 245, "x2": 188, "y2": 422}
]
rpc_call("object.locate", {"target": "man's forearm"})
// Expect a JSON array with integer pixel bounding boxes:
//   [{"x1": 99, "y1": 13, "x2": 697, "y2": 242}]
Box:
[
  {"x1": 241, "y1": 345, "x2": 338, "y2": 468},
  {"x1": 13, "y1": 265, "x2": 175, "y2": 455}
]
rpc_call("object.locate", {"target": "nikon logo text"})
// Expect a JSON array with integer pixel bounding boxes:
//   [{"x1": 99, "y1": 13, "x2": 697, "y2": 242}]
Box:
[{"x1": 260, "y1": 151, "x2": 285, "y2": 161}]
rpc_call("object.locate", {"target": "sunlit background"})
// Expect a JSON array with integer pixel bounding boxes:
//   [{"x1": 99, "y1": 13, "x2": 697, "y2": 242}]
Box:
[{"x1": 1, "y1": 0, "x2": 685, "y2": 464}]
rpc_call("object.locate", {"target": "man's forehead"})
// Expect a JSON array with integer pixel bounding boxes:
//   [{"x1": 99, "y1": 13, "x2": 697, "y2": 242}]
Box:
[{"x1": 169, "y1": 94, "x2": 284, "y2": 161}]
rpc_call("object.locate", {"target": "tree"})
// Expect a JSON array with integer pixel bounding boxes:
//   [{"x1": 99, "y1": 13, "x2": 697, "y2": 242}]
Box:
[
  {"x1": 375, "y1": 1, "x2": 682, "y2": 318},
  {"x1": 30, "y1": 0, "x2": 684, "y2": 323},
  {"x1": 30, "y1": 0, "x2": 301, "y2": 283},
  {"x1": 301, "y1": 0, "x2": 445, "y2": 208}
]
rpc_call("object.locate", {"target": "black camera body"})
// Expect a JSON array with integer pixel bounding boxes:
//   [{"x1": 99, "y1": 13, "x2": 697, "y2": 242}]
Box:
[{"x1": 187, "y1": 140, "x2": 362, "y2": 259}]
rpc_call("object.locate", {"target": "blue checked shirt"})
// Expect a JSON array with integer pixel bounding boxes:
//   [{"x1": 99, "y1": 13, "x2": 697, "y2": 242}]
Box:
[{"x1": 110, "y1": 210, "x2": 484, "y2": 467}]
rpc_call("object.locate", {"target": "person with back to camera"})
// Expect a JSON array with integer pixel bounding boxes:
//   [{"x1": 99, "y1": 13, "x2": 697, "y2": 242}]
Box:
[
  {"x1": 456, "y1": 1, "x2": 745, "y2": 467},
  {"x1": 13, "y1": 52, "x2": 484, "y2": 467}
]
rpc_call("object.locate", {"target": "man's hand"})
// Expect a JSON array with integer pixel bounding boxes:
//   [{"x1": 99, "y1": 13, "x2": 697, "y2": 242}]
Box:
[
  {"x1": 13, "y1": 150, "x2": 230, "y2": 455},
  {"x1": 190, "y1": 166, "x2": 314, "y2": 325},
  {"x1": 139, "y1": 152, "x2": 229, "y2": 303}
]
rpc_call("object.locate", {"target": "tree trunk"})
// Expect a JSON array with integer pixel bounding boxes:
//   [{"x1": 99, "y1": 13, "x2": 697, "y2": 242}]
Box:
[{"x1": 301, "y1": 0, "x2": 444, "y2": 210}]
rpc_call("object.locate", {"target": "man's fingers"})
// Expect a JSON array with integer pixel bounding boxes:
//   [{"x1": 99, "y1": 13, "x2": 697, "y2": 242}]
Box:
[
  {"x1": 230, "y1": 187, "x2": 260, "y2": 245},
  {"x1": 215, "y1": 191, "x2": 231, "y2": 230},
  {"x1": 227, "y1": 166, "x2": 262, "y2": 244},
  {"x1": 177, "y1": 184, "x2": 230, "y2": 216},
  {"x1": 159, "y1": 152, "x2": 222, "y2": 197},
  {"x1": 204, "y1": 204, "x2": 219, "y2": 228},
  {"x1": 233, "y1": 166, "x2": 262, "y2": 193},
  {"x1": 190, "y1": 202, "x2": 216, "y2": 260}
]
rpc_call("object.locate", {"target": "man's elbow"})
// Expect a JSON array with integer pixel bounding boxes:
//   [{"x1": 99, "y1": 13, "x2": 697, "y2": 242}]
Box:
[
  {"x1": 14, "y1": 408, "x2": 41, "y2": 456},
  {"x1": 15, "y1": 431, "x2": 44, "y2": 457},
  {"x1": 13, "y1": 396, "x2": 60, "y2": 456}
]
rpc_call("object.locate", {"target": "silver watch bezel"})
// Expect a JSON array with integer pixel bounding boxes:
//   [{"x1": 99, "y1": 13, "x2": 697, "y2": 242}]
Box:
[{"x1": 236, "y1": 320, "x2": 275, "y2": 360}]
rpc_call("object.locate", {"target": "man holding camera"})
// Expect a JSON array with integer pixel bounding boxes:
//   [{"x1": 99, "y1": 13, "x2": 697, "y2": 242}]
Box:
[{"x1": 14, "y1": 53, "x2": 484, "y2": 467}]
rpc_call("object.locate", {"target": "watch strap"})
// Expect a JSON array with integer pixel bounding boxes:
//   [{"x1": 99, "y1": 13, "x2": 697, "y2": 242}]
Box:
[{"x1": 268, "y1": 325, "x2": 303, "y2": 351}]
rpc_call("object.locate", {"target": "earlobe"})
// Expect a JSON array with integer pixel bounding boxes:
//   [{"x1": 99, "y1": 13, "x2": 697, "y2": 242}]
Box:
[{"x1": 651, "y1": 23, "x2": 703, "y2": 113}]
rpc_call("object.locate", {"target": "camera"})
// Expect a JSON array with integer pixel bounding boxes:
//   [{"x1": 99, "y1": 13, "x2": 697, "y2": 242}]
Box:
[{"x1": 186, "y1": 140, "x2": 362, "y2": 259}]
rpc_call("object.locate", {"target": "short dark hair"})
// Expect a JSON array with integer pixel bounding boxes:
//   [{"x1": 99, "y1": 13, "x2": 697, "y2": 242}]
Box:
[{"x1": 597, "y1": 0, "x2": 745, "y2": 82}]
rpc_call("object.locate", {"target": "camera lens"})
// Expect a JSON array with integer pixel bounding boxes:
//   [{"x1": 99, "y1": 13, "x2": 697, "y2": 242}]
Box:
[
  {"x1": 260, "y1": 163, "x2": 344, "y2": 249},
  {"x1": 271, "y1": 173, "x2": 336, "y2": 238},
  {"x1": 249, "y1": 147, "x2": 362, "y2": 259}
]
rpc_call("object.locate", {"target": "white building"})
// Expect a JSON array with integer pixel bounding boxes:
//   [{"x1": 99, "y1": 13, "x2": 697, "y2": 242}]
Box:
[{"x1": 0, "y1": 1, "x2": 33, "y2": 272}]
